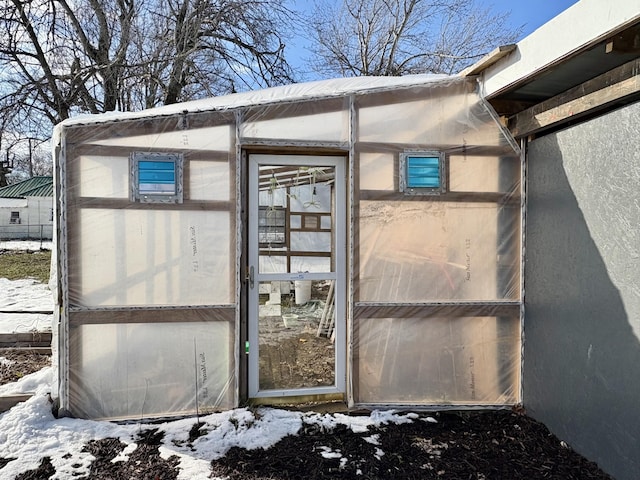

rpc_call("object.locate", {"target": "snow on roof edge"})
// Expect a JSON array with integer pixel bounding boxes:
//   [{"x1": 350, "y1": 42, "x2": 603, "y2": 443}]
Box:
[{"x1": 53, "y1": 74, "x2": 458, "y2": 134}]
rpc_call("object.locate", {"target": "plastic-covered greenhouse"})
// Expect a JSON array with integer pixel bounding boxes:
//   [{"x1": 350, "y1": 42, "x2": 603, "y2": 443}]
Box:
[{"x1": 51, "y1": 74, "x2": 523, "y2": 420}]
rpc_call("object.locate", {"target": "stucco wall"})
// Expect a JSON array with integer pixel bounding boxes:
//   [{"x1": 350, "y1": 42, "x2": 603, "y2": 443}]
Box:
[{"x1": 525, "y1": 101, "x2": 640, "y2": 479}]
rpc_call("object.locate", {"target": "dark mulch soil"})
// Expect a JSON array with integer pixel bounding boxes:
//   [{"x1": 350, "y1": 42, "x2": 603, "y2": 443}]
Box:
[
  {"x1": 0, "y1": 410, "x2": 614, "y2": 480},
  {"x1": 210, "y1": 410, "x2": 614, "y2": 480},
  {"x1": 0, "y1": 352, "x2": 50, "y2": 384},
  {"x1": 10, "y1": 429, "x2": 180, "y2": 480},
  {"x1": 80, "y1": 429, "x2": 180, "y2": 480}
]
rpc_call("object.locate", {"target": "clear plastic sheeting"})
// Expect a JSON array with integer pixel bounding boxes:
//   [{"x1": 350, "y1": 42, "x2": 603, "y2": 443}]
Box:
[
  {"x1": 71, "y1": 209, "x2": 232, "y2": 306},
  {"x1": 242, "y1": 108, "x2": 349, "y2": 143},
  {"x1": 69, "y1": 320, "x2": 234, "y2": 420},
  {"x1": 53, "y1": 74, "x2": 522, "y2": 420},
  {"x1": 354, "y1": 316, "x2": 520, "y2": 405},
  {"x1": 351, "y1": 78, "x2": 521, "y2": 406},
  {"x1": 357, "y1": 201, "x2": 520, "y2": 302}
]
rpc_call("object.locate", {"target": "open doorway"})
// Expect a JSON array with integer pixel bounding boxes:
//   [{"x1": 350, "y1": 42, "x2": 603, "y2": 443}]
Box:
[{"x1": 246, "y1": 154, "x2": 347, "y2": 401}]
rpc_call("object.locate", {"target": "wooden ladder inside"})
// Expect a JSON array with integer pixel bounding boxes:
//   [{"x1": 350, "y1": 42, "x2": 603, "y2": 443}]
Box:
[{"x1": 316, "y1": 280, "x2": 335, "y2": 340}]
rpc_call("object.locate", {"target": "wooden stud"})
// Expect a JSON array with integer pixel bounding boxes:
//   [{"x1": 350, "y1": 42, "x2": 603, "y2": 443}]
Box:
[{"x1": 509, "y1": 57, "x2": 640, "y2": 138}]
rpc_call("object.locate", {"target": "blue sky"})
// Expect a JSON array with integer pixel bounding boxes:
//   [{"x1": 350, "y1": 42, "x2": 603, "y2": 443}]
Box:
[
  {"x1": 495, "y1": 0, "x2": 580, "y2": 37},
  {"x1": 287, "y1": 0, "x2": 581, "y2": 80}
]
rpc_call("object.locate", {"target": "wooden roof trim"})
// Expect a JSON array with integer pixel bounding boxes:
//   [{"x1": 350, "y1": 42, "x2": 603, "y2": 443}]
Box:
[
  {"x1": 508, "y1": 57, "x2": 640, "y2": 138},
  {"x1": 459, "y1": 45, "x2": 517, "y2": 77}
]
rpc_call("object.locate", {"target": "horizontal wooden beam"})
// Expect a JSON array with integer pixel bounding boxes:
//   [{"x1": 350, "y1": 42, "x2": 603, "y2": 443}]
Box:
[
  {"x1": 0, "y1": 347, "x2": 51, "y2": 354},
  {"x1": 459, "y1": 44, "x2": 517, "y2": 77},
  {"x1": 509, "y1": 57, "x2": 640, "y2": 138},
  {"x1": 356, "y1": 143, "x2": 516, "y2": 157},
  {"x1": 358, "y1": 190, "x2": 520, "y2": 205},
  {"x1": 259, "y1": 250, "x2": 331, "y2": 257},
  {"x1": 0, "y1": 332, "x2": 52, "y2": 347},
  {"x1": 0, "y1": 394, "x2": 34, "y2": 413},
  {"x1": 69, "y1": 306, "x2": 235, "y2": 326},
  {"x1": 354, "y1": 302, "x2": 520, "y2": 319},
  {"x1": 70, "y1": 197, "x2": 233, "y2": 211},
  {"x1": 0, "y1": 310, "x2": 53, "y2": 314}
]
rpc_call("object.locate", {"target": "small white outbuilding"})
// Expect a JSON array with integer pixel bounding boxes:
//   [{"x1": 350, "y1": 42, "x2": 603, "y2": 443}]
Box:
[{"x1": 0, "y1": 176, "x2": 54, "y2": 241}]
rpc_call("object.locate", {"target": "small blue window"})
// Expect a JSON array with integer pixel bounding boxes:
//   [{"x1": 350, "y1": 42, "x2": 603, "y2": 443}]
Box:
[
  {"x1": 131, "y1": 152, "x2": 183, "y2": 203},
  {"x1": 407, "y1": 156, "x2": 440, "y2": 188},
  {"x1": 400, "y1": 151, "x2": 445, "y2": 195},
  {"x1": 139, "y1": 160, "x2": 177, "y2": 194}
]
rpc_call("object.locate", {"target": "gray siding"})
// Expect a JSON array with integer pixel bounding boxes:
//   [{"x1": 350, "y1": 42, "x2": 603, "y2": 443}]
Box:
[{"x1": 525, "y1": 101, "x2": 640, "y2": 479}]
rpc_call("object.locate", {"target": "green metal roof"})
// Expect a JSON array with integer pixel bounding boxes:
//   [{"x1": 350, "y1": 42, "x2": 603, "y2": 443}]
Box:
[{"x1": 0, "y1": 176, "x2": 53, "y2": 198}]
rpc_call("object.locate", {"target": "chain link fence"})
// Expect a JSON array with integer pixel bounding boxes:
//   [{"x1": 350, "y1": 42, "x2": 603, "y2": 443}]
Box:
[{"x1": 0, "y1": 223, "x2": 53, "y2": 245}]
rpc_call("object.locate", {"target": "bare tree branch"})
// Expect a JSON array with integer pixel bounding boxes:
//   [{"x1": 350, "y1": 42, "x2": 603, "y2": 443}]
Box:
[
  {"x1": 308, "y1": 0, "x2": 522, "y2": 77},
  {"x1": 0, "y1": 0, "x2": 297, "y2": 171}
]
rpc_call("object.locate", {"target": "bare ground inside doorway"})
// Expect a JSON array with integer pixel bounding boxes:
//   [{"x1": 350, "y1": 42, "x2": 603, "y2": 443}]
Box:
[{"x1": 259, "y1": 330, "x2": 335, "y2": 390}]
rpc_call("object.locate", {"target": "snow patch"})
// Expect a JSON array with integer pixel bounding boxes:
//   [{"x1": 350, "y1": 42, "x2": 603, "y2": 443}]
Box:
[
  {"x1": 0, "y1": 240, "x2": 52, "y2": 251},
  {"x1": 111, "y1": 442, "x2": 137, "y2": 463},
  {"x1": 1, "y1": 356, "x2": 16, "y2": 367},
  {"x1": 318, "y1": 445, "x2": 342, "y2": 459},
  {"x1": 0, "y1": 366, "x2": 52, "y2": 395}
]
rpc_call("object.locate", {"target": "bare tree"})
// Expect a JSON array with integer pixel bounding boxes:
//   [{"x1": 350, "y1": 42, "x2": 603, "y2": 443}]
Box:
[
  {"x1": 0, "y1": 0, "x2": 296, "y2": 160},
  {"x1": 5, "y1": 144, "x2": 53, "y2": 184},
  {"x1": 122, "y1": 0, "x2": 295, "y2": 110},
  {"x1": 0, "y1": 128, "x2": 53, "y2": 184},
  {"x1": 308, "y1": 0, "x2": 521, "y2": 77}
]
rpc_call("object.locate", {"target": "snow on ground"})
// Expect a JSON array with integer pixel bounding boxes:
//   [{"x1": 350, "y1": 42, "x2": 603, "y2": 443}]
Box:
[
  {"x1": 0, "y1": 370, "x2": 425, "y2": 479},
  {"x1": 0, "y1": 311, "x2": 51, "y2": 333},
  {"x1": 0, "y1": 278, "x2": 53, "y2": 333},
  {"x1": 0, "y1": 240, "x2": 52, "y2": 251},
  {"x1": 1, "y1": 240, "x2": 54, "y2": 333},
  {"x1": 0, "y1": 241, "x2": 438, "y2": 479},
  {"x1": 0, "y1": 367, "x2": 53, "y2": 396}
]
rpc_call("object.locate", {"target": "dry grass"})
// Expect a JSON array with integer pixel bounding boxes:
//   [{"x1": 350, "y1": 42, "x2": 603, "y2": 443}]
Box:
[{"x1": 0, "y1": 250, "x2": 51, "y2": 284}]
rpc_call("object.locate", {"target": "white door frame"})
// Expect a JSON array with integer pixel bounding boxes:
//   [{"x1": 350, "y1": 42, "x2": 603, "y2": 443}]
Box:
[{"x1": 247, "y1": 154, "x2": 346, "y2": 398}]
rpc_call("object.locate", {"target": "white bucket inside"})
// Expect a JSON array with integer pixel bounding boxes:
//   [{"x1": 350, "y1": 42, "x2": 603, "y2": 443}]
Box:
[{"x1": 294, "y1": 280, "x2": 312, "y2": 305}]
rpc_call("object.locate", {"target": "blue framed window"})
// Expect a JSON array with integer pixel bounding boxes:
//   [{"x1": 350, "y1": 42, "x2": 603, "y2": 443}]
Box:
[
  {"x1": 400, "y1": 151, "x2": 445, "y2": 195},
  {"x1": 131, "y1": 152, "x2": 183, "y2": 203}
]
